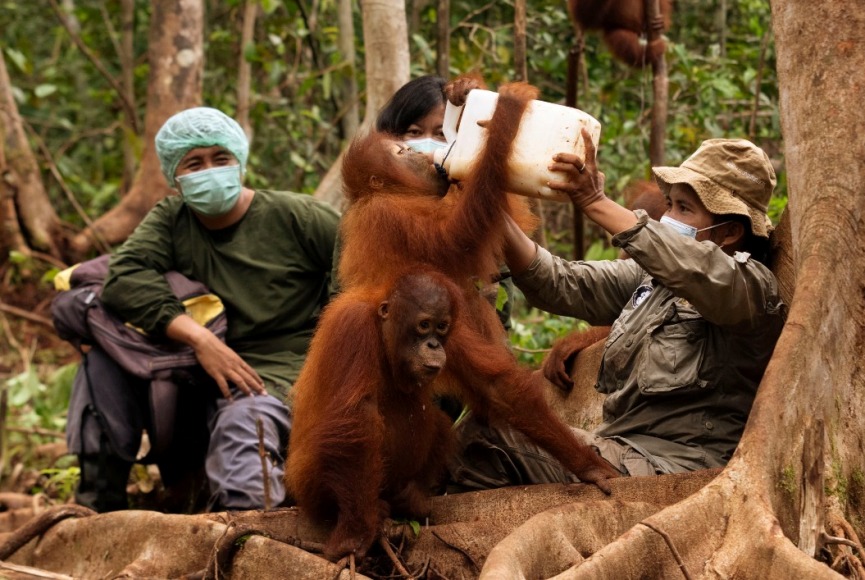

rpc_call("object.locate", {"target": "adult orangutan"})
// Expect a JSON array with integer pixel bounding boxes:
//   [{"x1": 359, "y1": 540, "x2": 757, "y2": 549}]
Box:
[
  {"x1": 568, "y1": 0, "x2": 673, "y2": 67},
  {"x1": 286, "y1": 79, "x2": 619, "y2": 561}
]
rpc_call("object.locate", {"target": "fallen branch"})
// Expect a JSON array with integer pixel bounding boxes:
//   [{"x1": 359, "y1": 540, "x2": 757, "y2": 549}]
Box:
[
  {"x1": 0, "y1": 301, "x2": 54, "y2": 328},
  {"x1": 26, "y1": 250, "x2": 69, "y2": 271},
  {"x1": 378, "y1": 536, "x2": 413, "y2": 579},
  {"x1": 0, "y1": 504, "x2": 95, "y2": 560},
  {"x1": 256, "y1": 418, "x2": 272, "y2": 511},
  {"x1": 0, "y1": 561, "x2": 73, "y2": 579},
  {"x1": 4, "y1": 426, "x2": 66, "y2": 439}
]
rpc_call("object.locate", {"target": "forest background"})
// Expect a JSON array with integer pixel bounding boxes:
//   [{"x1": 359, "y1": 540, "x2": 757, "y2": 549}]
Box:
[{"x1": 0, "y1": 0, "x2": 780, "y2": 501}]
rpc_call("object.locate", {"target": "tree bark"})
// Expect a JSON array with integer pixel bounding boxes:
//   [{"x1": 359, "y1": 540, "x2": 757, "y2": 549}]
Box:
[
  {"x1": 566, "y1": 33, "x2": 585, "y2": 260},
  {"x1": 313, "y1": 0, "x2": 410, "y2": 208},
  {"x1": 436, "y1": 0, "x2": 450, "y2": 79},
  {"x1": 646, "y1": 0, "x2": 667, "y2": 166},
  {"x1": 337, "y1": 0, "x2": 359, "y2": 143},
  {"x1": 513, "y1": 0, "x2": 527, "y2": 83},
  {"x1": 236, "y1": 0, "x2": 258, "y2": 142},
  {"x1": 69, "y1": 0, "x2": 204, "y2": 257},
  {"x1": 0, "y1": 51, "x2": 62, "y2": 258},
  {"x1": 120, "y1": 0, "x2": 137, "y2": 192},
  {"x1": 358, "y1": 0, "x2": 410, "y2": 131}
]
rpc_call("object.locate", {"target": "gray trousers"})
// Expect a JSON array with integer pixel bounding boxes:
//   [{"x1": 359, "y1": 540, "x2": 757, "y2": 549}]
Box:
[
  {"x1": 206, "y1": 392, "x2": 290, "y2": 509},
  {"x1": 67, "y1": 346, "x2": 291, "y2": 510}
]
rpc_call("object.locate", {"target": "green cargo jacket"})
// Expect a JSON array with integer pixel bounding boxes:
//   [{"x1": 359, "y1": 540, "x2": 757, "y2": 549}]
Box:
[{"x1": 514, "y1": 210, "x2": 785, "y2": 472}]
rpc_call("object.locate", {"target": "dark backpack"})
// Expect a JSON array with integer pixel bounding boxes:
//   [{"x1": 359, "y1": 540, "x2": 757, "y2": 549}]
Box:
[{"x1": 51, "y1": 255, "x2": 228, "y2": 460}]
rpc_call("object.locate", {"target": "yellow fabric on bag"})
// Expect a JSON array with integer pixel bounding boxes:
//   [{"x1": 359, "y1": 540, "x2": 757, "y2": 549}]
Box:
[{"x1": 53, "y1": 264, "x2": 80, "y2": 291}]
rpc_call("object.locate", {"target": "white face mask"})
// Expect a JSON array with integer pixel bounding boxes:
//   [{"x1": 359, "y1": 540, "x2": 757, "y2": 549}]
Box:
[
  {"x1": 405, "y1": 137, "x2": 447, "y2": 155},
  {"x1": 660, "y1": 215, "x2": 731, "y2": 239}
]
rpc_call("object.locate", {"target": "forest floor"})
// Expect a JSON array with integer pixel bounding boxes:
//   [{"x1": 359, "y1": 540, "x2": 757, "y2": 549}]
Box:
[{"x1": 1, "y1": 274, "x2": 81, "y2": 504}]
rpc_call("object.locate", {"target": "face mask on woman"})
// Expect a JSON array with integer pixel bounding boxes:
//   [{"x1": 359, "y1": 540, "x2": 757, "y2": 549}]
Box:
[
  {"x1": 405, "y1": 137, "x2": 447, "y2": 155},
  {"x1": 176, "y1": 165, "x2": 242, "y2": 216},
  {"x1": 660, "y1": 215, "x2": 731, "y2": 239}
]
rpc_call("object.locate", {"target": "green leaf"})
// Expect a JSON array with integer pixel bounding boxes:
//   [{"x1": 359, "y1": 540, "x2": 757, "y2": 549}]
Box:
[
  {"x1": 8, "y1": 250, "x2": 27, "y2": 264},
  {"x1": 495, "y1": 284, "x2": 508, "y2": 311},
  {"x1": 34, "y1": 83, "x2": 57, "y2": 98},
  {"x1": 4, "y1": 48, "x2": 28, "y2": 73},
  {"x1": 243, "y1": 42, "x2": 258, "y2": 62},
  {"x1": 261, "y1": 0, "x2": 281, "y2": 15}
]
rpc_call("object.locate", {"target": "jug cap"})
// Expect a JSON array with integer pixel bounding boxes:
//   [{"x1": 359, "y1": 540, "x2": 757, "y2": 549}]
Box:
[{"x1": 432, "y1": 144, "x2": 448, "y2": 166}]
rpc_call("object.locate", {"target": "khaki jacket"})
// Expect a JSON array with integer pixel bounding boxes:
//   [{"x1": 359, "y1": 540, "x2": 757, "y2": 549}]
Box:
[{"x1": 514, "y1": 211, "x2": 785, "y2": 472}]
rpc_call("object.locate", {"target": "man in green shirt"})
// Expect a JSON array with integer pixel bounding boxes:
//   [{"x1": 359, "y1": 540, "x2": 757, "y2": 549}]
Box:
[{"x1": 67, "y1": 107, "x2": 339, "y2": 511}]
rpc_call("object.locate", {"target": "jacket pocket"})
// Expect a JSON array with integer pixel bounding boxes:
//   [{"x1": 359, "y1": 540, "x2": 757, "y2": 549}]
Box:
[{"x1": 637, "y1": 317, "x2": 709, "y2": 395}]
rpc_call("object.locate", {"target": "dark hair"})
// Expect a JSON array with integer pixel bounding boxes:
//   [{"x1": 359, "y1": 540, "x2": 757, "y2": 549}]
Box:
[
  {"x1": 375, "y1": 75, "x2": 447, "y2": 135},
  {"x1": 721, "y1": 214, "x2": 770, "y2": 264}
]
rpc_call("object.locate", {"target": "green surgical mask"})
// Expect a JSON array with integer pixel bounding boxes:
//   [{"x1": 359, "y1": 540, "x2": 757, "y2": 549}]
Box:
[{"x1": 176, "y1": 165, "x2": 242, "y2": 216}]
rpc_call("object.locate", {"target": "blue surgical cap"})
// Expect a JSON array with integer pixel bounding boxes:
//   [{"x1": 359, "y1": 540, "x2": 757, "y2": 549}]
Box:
[{"x1": 155, "y1": 107, "x2": 249, "y2": 185}]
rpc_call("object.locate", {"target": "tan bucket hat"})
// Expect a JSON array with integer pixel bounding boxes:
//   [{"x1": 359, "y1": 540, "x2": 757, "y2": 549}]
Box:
[{"x1": 652, "y1": 139, "x2": 776, "y2": 238}]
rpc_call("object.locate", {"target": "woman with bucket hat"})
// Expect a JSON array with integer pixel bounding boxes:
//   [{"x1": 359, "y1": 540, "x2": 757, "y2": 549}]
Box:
[{"x1": 448, "y1": 132, "x2": 787, "y2": 488}]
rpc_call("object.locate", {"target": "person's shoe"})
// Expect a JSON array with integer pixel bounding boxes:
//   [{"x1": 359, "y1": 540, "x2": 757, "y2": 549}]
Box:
[{"x1": 75, "y1": 454, "x2": 131, "y2": 512}]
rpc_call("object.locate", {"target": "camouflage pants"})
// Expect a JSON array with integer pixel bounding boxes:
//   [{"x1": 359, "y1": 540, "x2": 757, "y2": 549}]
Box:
[{"x1": 446, "y1": 417, "x2": 661, "y2": 493}]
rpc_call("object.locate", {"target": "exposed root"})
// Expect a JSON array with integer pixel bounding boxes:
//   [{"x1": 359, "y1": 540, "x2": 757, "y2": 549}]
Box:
[
  {"x1": 203, "y1": 522, "x2": 270, "y2": 580},
  {"x1": 0, "y1": 504, "x2": 95, "y2": 560},
  {"x1": 824, "y1": 506, "x2": 865, "y2": 579}
]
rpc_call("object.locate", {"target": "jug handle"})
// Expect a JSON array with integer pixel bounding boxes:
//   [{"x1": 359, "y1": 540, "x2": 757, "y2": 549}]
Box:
[{"x1": 442, "y1": 100, "x2": 463, "y2": 144}]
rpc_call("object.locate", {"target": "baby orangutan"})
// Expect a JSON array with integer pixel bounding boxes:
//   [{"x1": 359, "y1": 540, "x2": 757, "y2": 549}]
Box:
[{"x1": 287, "y1": 271, "x2": 461, "y2": 560}]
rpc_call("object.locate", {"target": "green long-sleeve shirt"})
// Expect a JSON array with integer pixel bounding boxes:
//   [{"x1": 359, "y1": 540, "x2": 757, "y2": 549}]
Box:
[
  {"x1": 102, "y1": 190, "x2": 340, "y2": 396},
  {"x1": 514, "y1": 210, "x2": 785, "y2": 472}
]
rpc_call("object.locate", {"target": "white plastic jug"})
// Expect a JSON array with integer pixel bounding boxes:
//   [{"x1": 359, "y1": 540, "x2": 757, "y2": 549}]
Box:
[{"x1": 433, "y1": 89, "x2": 602, "y2": 203}]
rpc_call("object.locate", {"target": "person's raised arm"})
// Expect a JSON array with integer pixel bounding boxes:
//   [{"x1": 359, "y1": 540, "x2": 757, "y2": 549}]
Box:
[
  {"x1": 547, "y1": 129, "x2": 639, "y2": 236},
  {"x1": 502, "y1": 214, "x2": 538, "y2": 276}
]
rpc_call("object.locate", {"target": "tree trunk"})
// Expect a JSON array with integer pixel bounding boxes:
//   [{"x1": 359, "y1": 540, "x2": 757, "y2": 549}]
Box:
[
  {"x1": 646, "y1": 0, "x2": 667, "y2": 166},
  {"x1": 120, "y1": 0, "x2": 137, "y2": 193},
  {"x1": 511, "y1": 0, "x2": 548, "y2": 251},
  {"x1": 566, "y1": 20, "x2": 586, "y2": 260},
  {"x1": 436, "y1": 0, "x2": 450, "y2": 79},
  {"x1": 236, "y1": 0, "x2": 258, "y2": 142},
  {"x1": 513, "y1": 0, "x2": 527, "y2": 83},
  {"x1": 749, "y1": 29, "x2": 771, "y2": 142},
  {"x1": 358, "y1": 0, "x2": 410, "y2": 131},
  {"x1": 337, "y1": 0, "x2": 359, "y2": 144},
  {"x1": 479, "y1": 1, "x2": 865, "y2": 577},
  {"x1": 313, "y1": 0, "x2": 410, "y2": 208},
  {"x1": 69, "y1": 0, "x2": 204, "y2": 258},
  {"x1": 408, "y1": 0, "x2": 433, "y2": 37},
  {"x1": 0, "y1": 51, "x2": 62, "y2": 258}
]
